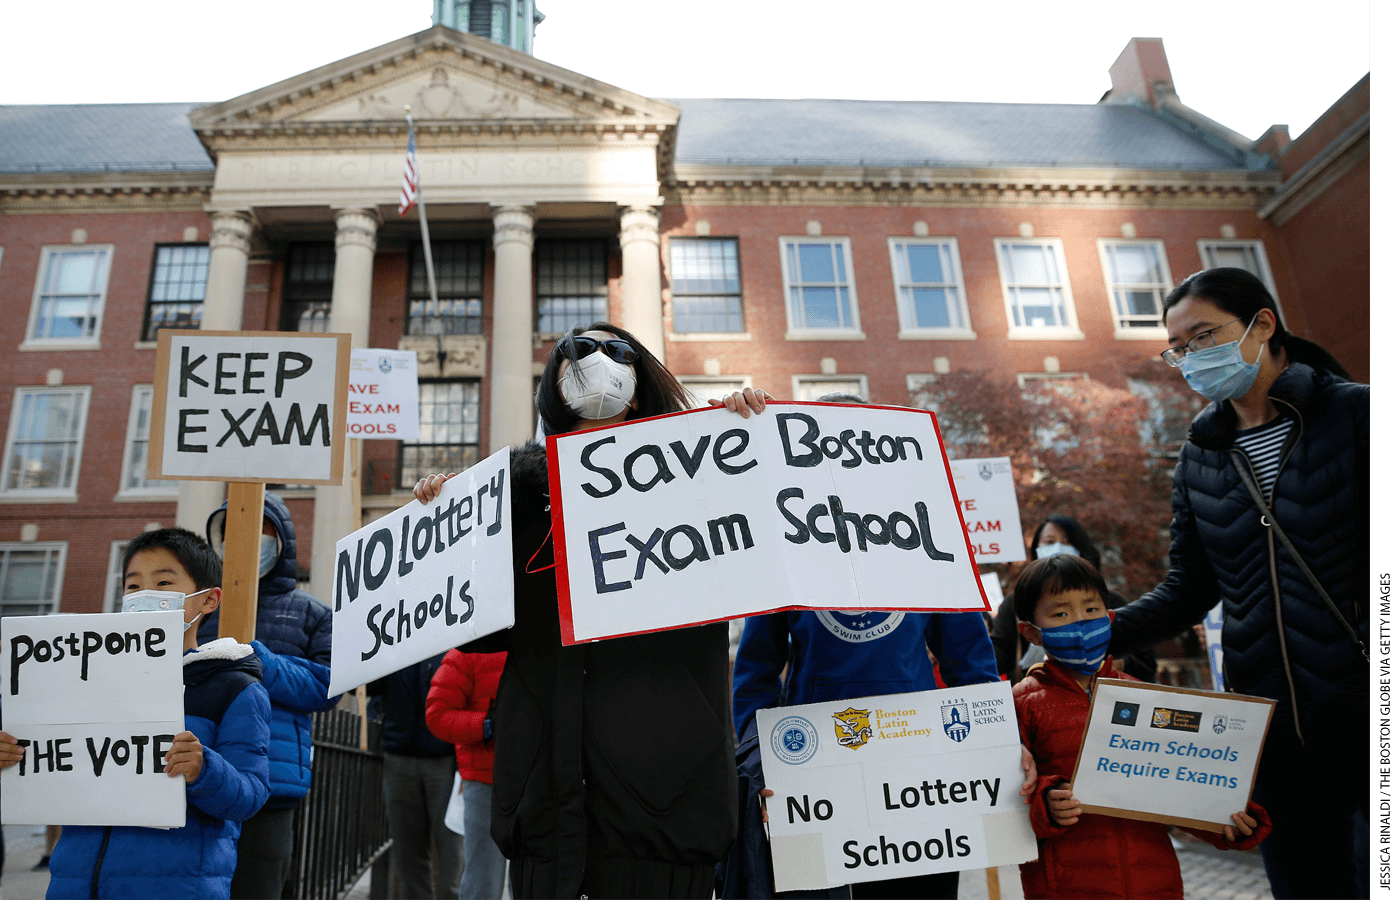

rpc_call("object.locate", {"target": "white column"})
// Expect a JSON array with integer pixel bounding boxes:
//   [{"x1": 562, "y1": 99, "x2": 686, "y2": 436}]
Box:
[
  {"x1": 310, "y1": 209, "x2": 379, "y2": 604},
  {"x1": 489, "y1": 206, "x2": 536, "y2": 453},
  {"x1": 619, "y1": 205, "x2": 664, "y2": 363},
  {"x1": 176, "y1": 210, "x2": 253, "y2": 534}
]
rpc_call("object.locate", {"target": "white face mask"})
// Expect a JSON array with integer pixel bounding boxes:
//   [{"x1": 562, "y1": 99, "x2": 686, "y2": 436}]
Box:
[
  {"x1": 259, "y1": 533, "x2": 279, "y2": 578},
  {"x1": 122, "y1": 588, "x2": 210, "y2": 632},
  {"x1": 559, "y1": 352, "x2": 637, "y2": 420},
  {"x1": 1035, "y1": 542, "x2": 1079, "y2": 560}
]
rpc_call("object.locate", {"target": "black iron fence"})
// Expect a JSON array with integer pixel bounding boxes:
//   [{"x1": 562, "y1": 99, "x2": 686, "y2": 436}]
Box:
[{"x1": 285, "y1": 707, "x2": 391, "y2": 900}]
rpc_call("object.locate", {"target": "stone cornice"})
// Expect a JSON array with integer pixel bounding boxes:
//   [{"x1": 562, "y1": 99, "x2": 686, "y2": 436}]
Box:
[
  {"x1": 0, "y1": 170, "x2": 212, "y2": 213},
  {"x1": 665, "y1": 163, "x2": 1279, "y2": 209}
]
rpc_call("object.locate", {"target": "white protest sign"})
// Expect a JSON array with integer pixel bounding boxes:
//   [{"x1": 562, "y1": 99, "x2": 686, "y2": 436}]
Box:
[
  {"x1": 2, "y1": 612, "x2": 185, "y2": 826},
  {"x1": 348, "y1": 349, "x2": 420, "y2": 441},
  {"x1": 549, "y1": 402, "x2": 988, "y2": 645},
  {"x1": 328, "y1": 447, "x2": 514, "y2": 696},
  {"x1": 979, "y1": 572, "x2": 1004, "y2": 609},
  {"x1": 150, "y1": 330, "x2": 350, "y2": 484},
  {"x1": 758, "y1": 682, "x2": 1036, "y2": 891},
  {"x1": 947, "y1": 457, "x2": 1025, "y2": 563},
  {"x1": 1203, "y1": 603, "x2": 1225, "y2": 692},
  {"x1": 1071, "y1": 680, "x2": 1274, "y2": 832}
]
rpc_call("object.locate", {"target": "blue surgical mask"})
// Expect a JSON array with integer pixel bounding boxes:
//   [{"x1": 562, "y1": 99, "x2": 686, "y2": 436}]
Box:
[
  {"x1": 1036, "y1": 616, "x2": 1111, "y2": 675},
  {"x1": 122, "y1": 588, "x2": 210, "y2": 633},
  {"x1": 1177, "y1": 312, "x2": 1265, "y2": 402},
  {"x1": 259, "y1": 534, "x2": 279, "y2": 578},
  {"x1": 1035, "y1": 543, "x2": 1079, "y2": 560}
]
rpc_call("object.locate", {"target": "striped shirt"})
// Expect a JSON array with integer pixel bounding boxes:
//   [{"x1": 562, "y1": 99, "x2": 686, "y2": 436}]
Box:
[{"x1": 1235, "y1": 417, "x2": 1293, "y2": 501}]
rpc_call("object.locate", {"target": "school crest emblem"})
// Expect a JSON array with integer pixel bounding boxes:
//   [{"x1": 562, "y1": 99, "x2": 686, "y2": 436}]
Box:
[
  {"x1": 1213, "y1": 714, "x2": 1228, "y2": 735},
  {"x1": 378, "y1": 355, "x2": 393, "y2": 374},
  {"x1": 978, "y1": 462, "x2": 994, "y2": 481},
  {"x1": 941, "y1": 701, "x2": 971, "y2": 742},
  {"x1": 832, "y1": 707, "x2": 873, "y2": 750}
]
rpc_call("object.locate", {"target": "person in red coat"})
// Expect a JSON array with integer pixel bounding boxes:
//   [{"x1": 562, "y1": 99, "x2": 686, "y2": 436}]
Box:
[
  {"x1": 1012, "y1": 555, "x2": 1269, "y2": 900},
  {"x1": 426, "y1": 649, "x2": 508, "y2": 900}
]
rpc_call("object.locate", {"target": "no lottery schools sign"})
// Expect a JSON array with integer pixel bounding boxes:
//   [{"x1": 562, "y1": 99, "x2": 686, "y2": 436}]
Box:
[
  {"x1": 758, "y1": 681, "x2": 1037, "y2": 891},
  {"x1": 1, "y1": 612, "x2": 185, "y2": 827},
  {"x1": 548, "y1": 402, "x2": 989, "y2": 644},
  {"x1": 149, "y1": 330, "x2": 351, "y2": 484}
]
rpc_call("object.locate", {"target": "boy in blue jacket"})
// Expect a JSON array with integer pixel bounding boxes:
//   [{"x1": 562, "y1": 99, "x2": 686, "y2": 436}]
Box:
[{"x1": 0, "y1": 527, "x2": 271, "y2": 900}]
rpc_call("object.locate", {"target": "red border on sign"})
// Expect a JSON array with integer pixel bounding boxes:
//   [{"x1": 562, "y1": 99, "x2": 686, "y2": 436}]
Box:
[{"x1": 548, "y1": 401, "x2": 992, "y2": 646}]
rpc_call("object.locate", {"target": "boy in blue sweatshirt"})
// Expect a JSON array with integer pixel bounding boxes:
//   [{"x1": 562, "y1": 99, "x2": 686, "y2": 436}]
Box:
[{"x1": 0, "y1": 528, "x2": 271, "y2": 900}]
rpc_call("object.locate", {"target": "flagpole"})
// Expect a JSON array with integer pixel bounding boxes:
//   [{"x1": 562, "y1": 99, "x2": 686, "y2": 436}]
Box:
[{"x1": 405, "y1": 107, "x2": 441, "y2": 313}]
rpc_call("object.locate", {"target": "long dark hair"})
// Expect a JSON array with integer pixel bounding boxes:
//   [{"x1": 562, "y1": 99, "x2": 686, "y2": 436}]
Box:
[
  {"x1": 1028, "y1": 514, "x2": 1101, "y2": 571},
  {"x1": 535, "y1": 322, "x2": 691, "y2": 437},
  {"x1": 1162, "y1": 267, "x2": 1350, "y2": 380}
]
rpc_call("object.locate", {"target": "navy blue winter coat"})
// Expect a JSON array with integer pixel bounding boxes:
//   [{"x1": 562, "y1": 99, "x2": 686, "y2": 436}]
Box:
[
  {"x1": 368, "y1": 653, "x2": 455, "y2": 758},
  {"x1": 200, "y1": 491, "x2": 340, "y2": 806},
  {"x1": 47, "y1": 640, "x2": 271, "y2": 900},
  {"x1": 1110, "y1": 363, "x2": 1368, "y2": 739}
]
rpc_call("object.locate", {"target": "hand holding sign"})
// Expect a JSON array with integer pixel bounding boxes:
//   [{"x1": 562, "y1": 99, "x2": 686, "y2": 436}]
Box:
[{"x1": 163, "y1": 732, "x2": 205, "y2": 782}]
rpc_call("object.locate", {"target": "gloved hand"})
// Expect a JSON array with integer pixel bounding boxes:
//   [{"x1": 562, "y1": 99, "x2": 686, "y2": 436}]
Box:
[{"x1": 483, "y1": 697, "x2": 496, "y2": 744}]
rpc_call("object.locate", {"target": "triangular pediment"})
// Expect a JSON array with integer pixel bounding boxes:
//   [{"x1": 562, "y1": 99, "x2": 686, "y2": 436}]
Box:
[{"x1": 189, "y1": 26, "x2": 679, "y2": 130}]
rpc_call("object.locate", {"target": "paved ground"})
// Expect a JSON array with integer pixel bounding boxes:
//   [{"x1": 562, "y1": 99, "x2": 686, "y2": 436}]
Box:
[{"x1": 1, "y1": 824, "x2": 1271, "y2": 900}]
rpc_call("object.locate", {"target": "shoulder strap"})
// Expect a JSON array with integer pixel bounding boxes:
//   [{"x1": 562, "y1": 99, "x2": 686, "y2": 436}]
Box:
[{"x1": 1228, "y1": 452, "x2": 1368, "y2": 663}]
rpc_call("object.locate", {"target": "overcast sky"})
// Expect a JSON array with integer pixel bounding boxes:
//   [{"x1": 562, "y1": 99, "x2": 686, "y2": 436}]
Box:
[{"x1": 3, "y1": 0, "x2": 1372, "y2": 143}]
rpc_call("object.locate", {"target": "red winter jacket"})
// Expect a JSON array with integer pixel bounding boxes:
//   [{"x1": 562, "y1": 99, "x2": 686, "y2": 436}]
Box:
[
  {"x1": 1014, "y1": 658, "x2": 1270, "y2": 900},
  {"x1": 426, "y1": 649, "x2": 507, "y2": 784}
]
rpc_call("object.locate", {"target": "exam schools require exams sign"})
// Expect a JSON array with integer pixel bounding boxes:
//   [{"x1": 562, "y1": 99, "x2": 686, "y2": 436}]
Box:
[
  {"x1": 758, "y1": 682, "x2": 1037, "y2": 891},
  {"x1": 547, "y1": 402, "x2": 989, "y2": 644}
]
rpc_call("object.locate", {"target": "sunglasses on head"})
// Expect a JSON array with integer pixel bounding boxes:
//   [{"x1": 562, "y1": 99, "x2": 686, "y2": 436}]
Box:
[{"x1": 564, "y1": 336, "x2": 639, "y2": 365}]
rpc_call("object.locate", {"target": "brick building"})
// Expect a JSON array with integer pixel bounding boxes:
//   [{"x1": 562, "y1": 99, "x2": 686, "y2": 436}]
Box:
[{"x1": 0, "y1": 24, "x2": 1369, "y2": 615}]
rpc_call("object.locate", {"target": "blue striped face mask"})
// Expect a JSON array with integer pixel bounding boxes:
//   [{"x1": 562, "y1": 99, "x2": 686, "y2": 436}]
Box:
[{"x1": 1036, "y1": 616, "x2": 1111, "y2": 675}]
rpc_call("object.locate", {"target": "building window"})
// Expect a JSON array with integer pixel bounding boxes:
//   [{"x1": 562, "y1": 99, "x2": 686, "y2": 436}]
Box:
[
  {"x1": 1097, "y1": 239, "x2": 1172, "y2": 335},
  {"x1": 142, "y1": 244, "x2": 209, "y2": 341},
  {"x1": 780, "y1": 238, "x2": 861, "y2": 335},
  {"x1": 1197, "y1": 240, "x2": 1282, "y2": 322},
  {"x1": 26, "y1": 245, "x2": 113, "y2": 345},
  {"x1": 399, "y1": 380, "x2": 480, "y2": 489},
  {"x1": 792, "y1": 375, "x2": 869, "y2": 402},
  {"x1": 669, "y1": 238, "x2": 743, "y2": 333},
  {"x1": 282, "y1": 244, "x2": 335, "y2": 332},
  {"x1": 536, "y1": 240, "x2": 608, "y2": 336},
  {"x1": 118, "y1": 386, "x2": 178, "y2": 497},
  {"x1": 0, "y1": 543, "x2": 66, "y2": 616},
  {"x1": 2, "y1": 387, "x2": 91, "y2": 497},
  {"x1": 888, "y1": 238, "x2": 972, "y2": 335},
  {"x1": 408, "y1": 242, "x2": 484, "y2": 335},
  {"x1": 993, "y1": 239, "x2": 1082, "y2": 338},
  {"x1": 678, "y1": 377, "x2": 751, "y2": 406},
  {"x1": 106, "y1": 540, "x2": 130, "y2": 613}
]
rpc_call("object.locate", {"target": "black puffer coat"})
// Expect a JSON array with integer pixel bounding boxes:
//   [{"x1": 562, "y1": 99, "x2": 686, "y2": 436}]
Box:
[
  {"x1": 469, "y1": 443, "x2": 739, "y2": 898},
  {"x1": 1110, "y1": 363, "x2": 1368, "y2": 739}
]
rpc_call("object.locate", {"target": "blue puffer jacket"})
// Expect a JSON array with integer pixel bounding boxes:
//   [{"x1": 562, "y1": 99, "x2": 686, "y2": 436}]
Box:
[
  {"x1": 1110, "y1": 363, "x2": 1368, "y2": 739},
  {"x1": 200, "y1": 491, "x2": 340, "y2": 806},
  {"x1": 731, "y1": 609, "x2": 1000, "y2": 739},
  {"x1": 47, "y1": 640, "x2": 271, "y2": 900}
]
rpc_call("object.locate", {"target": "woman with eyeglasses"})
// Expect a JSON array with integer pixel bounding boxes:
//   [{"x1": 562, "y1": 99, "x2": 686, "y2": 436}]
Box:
[
  {"x1": 1107, "y1": 267, "x2": 1368, "y2": 899},
  {"x1": 414, "y1": 323, "x2": 770, "y2": 899}
]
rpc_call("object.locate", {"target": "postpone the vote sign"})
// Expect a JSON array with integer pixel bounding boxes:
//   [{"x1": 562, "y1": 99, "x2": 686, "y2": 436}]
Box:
[
  {"x1": 348, "y1": 349, "x2": 419, "y2": 440},
  {"x1": 328, "y1": 448, "x2": 514, "y2": 696},
  {"x1": 1071, "y1": 680, "x2": 1275, "y2": 832},
  {"x1": 548, "y1": 402, "x2": 987, "y2": 644},
  {"x1": 150, "y1": 330, "x2": 350, "y2": 484},
  {"x1": 758, "y1": 682, "x2": 1037, "y2": 891},
  {"x1": 1, "y1": 612, "x2": 185, "y2": 827},
  {"x1": 947, "y1": 457, "x2": 1025, "y2": 563}
]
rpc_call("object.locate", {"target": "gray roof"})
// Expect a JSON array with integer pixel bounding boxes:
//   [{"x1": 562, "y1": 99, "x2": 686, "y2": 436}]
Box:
[
  {"x1": 0, "y1": 103, "x2": 213, "y2": 174},
  {"x1": 669, "y1": 99, "x2": 1247, "y2": 170}
]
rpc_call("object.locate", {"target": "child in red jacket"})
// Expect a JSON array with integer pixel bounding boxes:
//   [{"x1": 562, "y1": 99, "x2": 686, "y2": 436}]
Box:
[
  {"x1": 1012, "y1": 555, "x2": 1269, "y2": 900},
  {"x1": 426, "y1": 649, "x2": 508, "y2": 900}
]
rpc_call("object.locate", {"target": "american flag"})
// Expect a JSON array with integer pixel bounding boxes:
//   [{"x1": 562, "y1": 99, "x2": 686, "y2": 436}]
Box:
[{"x1": 398, "y1": 123, "x2": 418, "y2": 216}]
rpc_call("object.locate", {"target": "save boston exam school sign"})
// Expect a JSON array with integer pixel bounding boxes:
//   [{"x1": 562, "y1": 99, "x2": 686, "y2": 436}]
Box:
[{"x1": 547, "y1": 402, "x2": 989, "y2": 644}]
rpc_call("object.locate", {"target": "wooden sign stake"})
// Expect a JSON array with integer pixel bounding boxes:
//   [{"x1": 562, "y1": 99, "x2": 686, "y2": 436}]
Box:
[{"x1": 220, "y1": 482, "x2": 267, "y2": 643}]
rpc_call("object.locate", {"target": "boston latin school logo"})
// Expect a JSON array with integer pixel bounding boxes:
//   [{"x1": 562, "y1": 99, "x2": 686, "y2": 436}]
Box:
[
  {"x1": 378, "y1": 355, "x2": 393, "y2": 374},
  {"x1": 941, "y1": 701, "x2": 971, "y2": 742},
  {"x1": 832, "y1": 707, "x2": 873, "y2": 750}
]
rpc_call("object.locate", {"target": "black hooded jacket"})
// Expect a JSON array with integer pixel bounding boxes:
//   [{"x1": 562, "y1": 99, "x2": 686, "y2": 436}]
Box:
[
  {"x1": 1109, "y1": 363, "x2": 1368, "y2": 738},
  {"x1": 467, "y1": 443, "x2": 738, "y2": 897}
]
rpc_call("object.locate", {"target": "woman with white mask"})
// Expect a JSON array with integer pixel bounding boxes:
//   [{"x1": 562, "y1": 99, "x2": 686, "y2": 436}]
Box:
[
  {"x1": 414, "y1": 323, "x2": 770, "y2": 899},
  {"x1": 1108, "y1": 267, "x2": 1368, "y2": 899}
]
